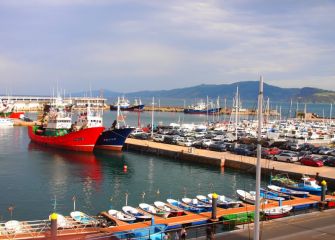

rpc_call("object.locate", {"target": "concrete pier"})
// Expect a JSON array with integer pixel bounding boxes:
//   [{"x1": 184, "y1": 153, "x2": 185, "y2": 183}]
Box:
[{"x1": 125, "y1": 138, "x2": 335, "y2": 189}]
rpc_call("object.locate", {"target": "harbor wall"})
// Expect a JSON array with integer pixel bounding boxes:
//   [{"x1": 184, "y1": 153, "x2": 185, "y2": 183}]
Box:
[{"x1": 125, "y1": 138, "x2": 335, "y2": 190}]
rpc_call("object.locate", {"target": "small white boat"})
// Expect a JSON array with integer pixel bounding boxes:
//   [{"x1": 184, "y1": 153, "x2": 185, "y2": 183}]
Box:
[
  {"x1": 196, "y1": 195, "x2": 212, "y2": 204},
  {"x1": 236, "y1": 189, "x2": 267, "y2": 205},
  {"x1": 154, "y1": 201, "x2": 184, "y2": 216},
  {"x1": 181, "y1": 197, "x2": 212, "y2": 210},
  {"x1": 108, "y1": 209, "x2": 136, "y2": 223},
  {"x1": 263, "y1": 205, "x2": 293, "y2": 219},
  {"x1": 208, "y1": 193, "x2": 241, "y2": 208},
  {"x1": 4, "y1": 220, "x2": 22, "y2": 233},
  {"x1": 48, "y1": 213, "x2": 73, "y2": 229},
  {"x1": 122, "y1": 206, "x2": 152, "y2": 221},
  {"x1": 139, "y1": 203, "x2": 170, "y2": 218},
  {"x1": 70, "y1": 211, "x2": 98, "y2": 225}
]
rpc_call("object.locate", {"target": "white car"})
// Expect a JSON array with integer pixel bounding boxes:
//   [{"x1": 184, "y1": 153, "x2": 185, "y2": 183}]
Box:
[
  {"x1": 153, "y1": 134, "x2": 165, "y2": 142},
  {"x1": 273, "y1": 152, "x2": 299, "y2": 163}
]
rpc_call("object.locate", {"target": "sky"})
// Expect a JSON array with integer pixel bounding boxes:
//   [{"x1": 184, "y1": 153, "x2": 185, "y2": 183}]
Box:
[{"x1": 0, "y1": 0, "x2": 334, "y2": 95}]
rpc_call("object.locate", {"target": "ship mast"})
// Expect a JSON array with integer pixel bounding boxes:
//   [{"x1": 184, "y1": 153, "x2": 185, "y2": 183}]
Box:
[
  {"x1": 254, "y1": 76, "x2": 263, "y2": 240},
  {"x1": 235, "y1": 86, "x2": 239, "y2": 141}
]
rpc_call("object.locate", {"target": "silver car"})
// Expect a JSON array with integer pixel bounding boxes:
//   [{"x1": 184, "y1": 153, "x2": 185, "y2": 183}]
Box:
[{"x1": 273, "y1": 152, "x2": 299, "y2": 163}]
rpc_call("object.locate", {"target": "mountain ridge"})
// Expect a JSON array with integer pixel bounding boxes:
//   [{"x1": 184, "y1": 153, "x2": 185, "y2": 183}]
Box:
[{"x1": 72, "y1": 81, "x2": 335, "y2": 103}]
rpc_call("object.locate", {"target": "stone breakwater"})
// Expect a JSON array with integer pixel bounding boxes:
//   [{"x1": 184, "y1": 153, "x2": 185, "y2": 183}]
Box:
[{"x1": 125, "y1": 138, "x2": 335, "y2": 190}]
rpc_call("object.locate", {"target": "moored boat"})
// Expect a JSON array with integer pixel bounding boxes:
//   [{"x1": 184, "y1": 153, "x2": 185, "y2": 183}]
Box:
[
  {"x1": 110, "y1": 97, "x2": 145, "y2": 112},
  {"x1": 181, "y1": 197, "x2": 212, "y2": 211},
  {"x1": 166, "y1": 198, "x2": 203, "y2": 213},
  {"x1": 139, "y1": 203, "x2": 170, "y2": 218},
  {"x1": 108, "y1": 209, "x2": 136, "y2": 223},
  {"x1": 208, "y1": 193, "x2": 242, "y2": 208},
  {"x1": 263, "y1": 205, "x2": 293, "y2": 219},
  {"x1": 271, "y1": 174, "x2": 322, "y2": 196},
  {"x1": 236, "y1": 189, "x2": 267, "y2": 205},
  {"x1": 267, "y1": 185, "x2": 309, "y2": 198},
  {"x1": 28, "y1": 125, "x2": 104, "y2": 152},
  {"x1": 122, "y1": 206, "x2": 152, "y2": 221},
  {"x1": 70, "y1": 211, "x2": 99, "y2": 225},
  {"x1": 48, "y1": 213, "x2": 73, "y2": 229},
  {"x1": 153, "y1": 201, "x2": 184, "y2": 217},
  {"x1": 184, "y1": 100, "x2": 221, "y2": 114},
  {"x1": 4, "y1": 220, "x2": 23, "y2": 234}
]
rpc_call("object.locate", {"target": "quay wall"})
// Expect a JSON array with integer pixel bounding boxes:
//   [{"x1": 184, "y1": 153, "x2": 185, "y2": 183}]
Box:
[{"x1": 125, "y1": 138, "x2": 335, "y2": 190}]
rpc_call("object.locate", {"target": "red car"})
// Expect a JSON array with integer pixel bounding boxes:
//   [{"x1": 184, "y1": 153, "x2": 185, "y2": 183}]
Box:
[
  {"x1": 300, "y1": 156, "x2": 324, "y2": 167},
  {"x1": 268, "y1": 147, "x2": 281, "y2": 155}
]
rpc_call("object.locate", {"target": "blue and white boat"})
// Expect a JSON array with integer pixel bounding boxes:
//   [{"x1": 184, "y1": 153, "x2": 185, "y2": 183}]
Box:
[
  {"x1": 267, "y1": 185, "x2": 309, "y2": 198},
  {"x1": 184, "y1": 100, "x2": 221, "y2": 114},
  {"x1": 271, "y1": 174, "x2": 321, "y2": 196},
  {"x1": 208, "y1": 193, "x2": 242, "y2": 208},
  {"x1": 70, "y1": 211, "x2": 99, "y2": 225},
  {"x1": 182, "y1": 197, "x2": 212, "y2": 211},
  {"x1": 167, "y1": 198, "x2": 203, "y2": 213},
  {"x1": 122, "y1": 206, "x2": 152, "y2": 221},
  {"x1": 250, "y1": 189, "x2": 285, "y2": 201}
]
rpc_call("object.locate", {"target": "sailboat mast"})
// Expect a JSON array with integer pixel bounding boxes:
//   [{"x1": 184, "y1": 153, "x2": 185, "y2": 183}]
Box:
[
  {"x1": 117, "y1": 97, "x2": 120, "y2": 129},
  {"x1": 235, "y1": 86, "x2": 239, "y2": 141},
  {"x1": 289, "y1": 98, "x2": 292, "y2": 119},
  {"x1": 254, "y1": 76, "x2": 263, "y2": 240},
  {"x1": 151, "y1": 97, "x2": 155, "y2": 137},
  {"x1": 330, "y1": 103, "x2": 333, "y2": 125}
]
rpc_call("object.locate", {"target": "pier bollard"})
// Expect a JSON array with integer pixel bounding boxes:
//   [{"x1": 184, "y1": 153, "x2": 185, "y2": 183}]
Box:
[
  {"x1": 321, "y1": 180, "x2": 327, "y2": 202},
  {"x1": 279, "y1": 199, "x2": 282, "y2": 207},
  {"x1": 151, "y1": 216, "x2": 155, "y2": 225},
  {"x1": 50, "y1": 212, "x2": 57, "y2": 240},
  {"x1": 211, "y1": 193, "x2": 218, "y2": 220}
]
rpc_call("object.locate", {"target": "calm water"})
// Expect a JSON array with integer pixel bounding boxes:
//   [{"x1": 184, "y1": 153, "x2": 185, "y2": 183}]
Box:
[{"x1": 0, "y1": 112, "x2": 270, "y2": 221}]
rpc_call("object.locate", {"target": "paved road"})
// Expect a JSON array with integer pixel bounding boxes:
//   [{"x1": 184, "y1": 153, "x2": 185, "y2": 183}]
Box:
[{"x1": 191, "y1": 209, "x2": 335, "y2": 240}]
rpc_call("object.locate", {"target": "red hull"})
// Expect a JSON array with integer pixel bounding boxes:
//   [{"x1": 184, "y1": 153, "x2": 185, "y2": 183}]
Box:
[
  {"x1": 9, "y1": 112, "x2": 25, "y2": 119},
  {"x1": 264, "y1": 213, "x2": 289, "y2": 219},
  {"x1": 28, "y1": 126, "x2": 104, "y2": 152}
]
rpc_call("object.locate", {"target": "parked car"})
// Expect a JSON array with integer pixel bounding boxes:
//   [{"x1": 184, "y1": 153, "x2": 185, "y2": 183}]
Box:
[
  {"x1": 300, "y1": 156, "x2": 324, "y2": 167},
  {"x1": 153, "y1": 134, "x2": 165, "y2": 143},
  {"x1": 318, "y1": 147, "x2": 333, "y2": 155},
  {"x1": 272, "y1": 152, "x2": 299, "y2": 163},
  {"x1": 208, "y1": 142, "x2": 228, "y2": 152}
]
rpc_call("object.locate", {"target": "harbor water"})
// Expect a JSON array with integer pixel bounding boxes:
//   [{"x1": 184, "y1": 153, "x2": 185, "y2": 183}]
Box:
[{"x1": 1, "y1": 111, "x2": 270, "y2": 221}]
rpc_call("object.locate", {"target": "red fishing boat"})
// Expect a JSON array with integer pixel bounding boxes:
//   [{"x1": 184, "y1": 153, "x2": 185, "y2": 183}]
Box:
[
  {"x1": 27, "y1": 97, "x2": 104, "y2": 152},
  {"x1": 28, "y1": 126, "x2": 104, "y2": 152}
]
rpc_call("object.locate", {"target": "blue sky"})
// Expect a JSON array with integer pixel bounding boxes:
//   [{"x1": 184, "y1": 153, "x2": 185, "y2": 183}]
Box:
[{"x1": 0, "y1": 0, "x2": 334, "y2": 95}]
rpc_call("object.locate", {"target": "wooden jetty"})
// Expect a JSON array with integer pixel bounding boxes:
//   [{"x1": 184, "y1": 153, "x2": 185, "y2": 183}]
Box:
[{"x1": 1, "y1": 194, "x2": 334, "y2": 239}]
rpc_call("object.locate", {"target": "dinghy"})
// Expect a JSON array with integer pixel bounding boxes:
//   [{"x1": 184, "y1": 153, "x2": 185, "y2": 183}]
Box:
[
  {"x1": 208, "y1": 193, "x2": 242, "y2": 208},
  {"x1": 4, "y1": 220, "x2": 22, "y2": 234},
  {"x1": 139, "y1": 203, "x2": 170, "y2": 218},
  {"x1": 267, "y1": 185, "x2": 309, "y2": 198},
  {"x1": 249, "y1": 190, "x2": 285, "y2": 201},
  {"x1": 166, "y1": 198, "x2": 202, "y2": 213},
  {"x1": 263, "y1": 205, "x2": 293, "y2": 219},
  {"x1": 181, "y1": 197, "x2": 212, "y2": 211},
  {"x1": 48, "y1": 213, "x2": 73, "y2": 228},
  {"x1": 236, "y1": 190, "x2": 267, "y2": 205},
  {"x1": 70, "y1": 211, "x2": 99, "y2": 225},
  {"x1": 122, "y1": 206, "x2": 152, "y2": 221},
  {"x1": 108, "y1": 209, "x2": 136, "y2": 223},
  {"x1": 154, "y1": 201, "x2": 184, "y2": 216}
]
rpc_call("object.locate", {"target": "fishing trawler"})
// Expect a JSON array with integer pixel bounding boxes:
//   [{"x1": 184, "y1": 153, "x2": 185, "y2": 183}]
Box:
[
  {"x1": 28, "y1": 98, "x2": 104, "y2": 152},
  {"x1": 110, "y1": 96, "x2": 144, "y2": 111}
]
